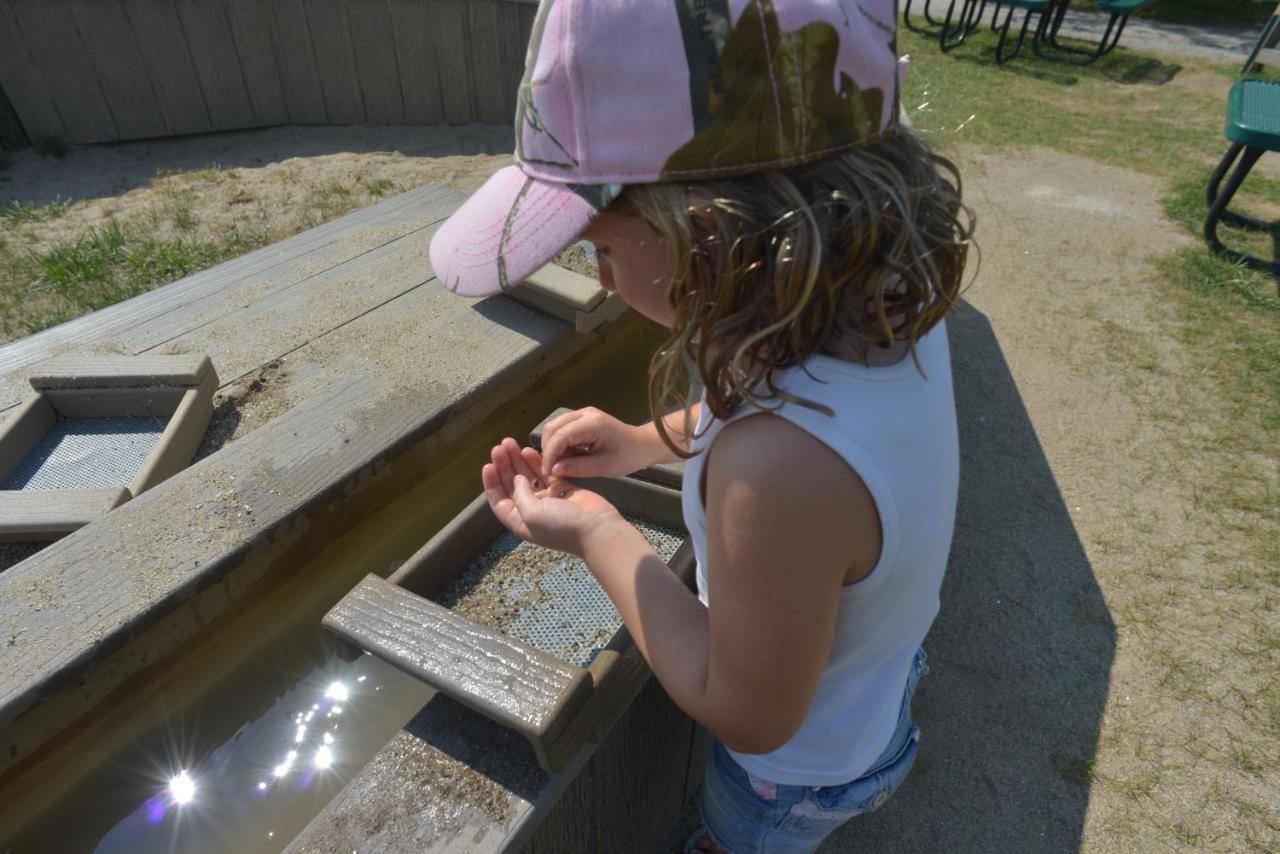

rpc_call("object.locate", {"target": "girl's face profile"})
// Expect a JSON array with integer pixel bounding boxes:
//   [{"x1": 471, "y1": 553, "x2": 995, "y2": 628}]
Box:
[{"x1": 580, "y1": 211, "x2": 676, "y2": 328}]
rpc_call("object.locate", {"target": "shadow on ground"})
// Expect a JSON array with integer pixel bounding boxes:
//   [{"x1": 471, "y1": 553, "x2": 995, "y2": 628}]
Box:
[{"x1": 819, "y1": 301, "x2": 1115, "y2": 851}]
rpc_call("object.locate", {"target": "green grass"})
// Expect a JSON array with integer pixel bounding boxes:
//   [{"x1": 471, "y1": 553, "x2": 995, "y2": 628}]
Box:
[
  {"x1": 1, "y1": 219, "x2": 269, "y2": 334},
  {"x1": 1, "y1": 198, "x2": 69, "y2": 225},
  {"x1": 1078, "y1": 0, "x2": 1274, "y2": 27}
]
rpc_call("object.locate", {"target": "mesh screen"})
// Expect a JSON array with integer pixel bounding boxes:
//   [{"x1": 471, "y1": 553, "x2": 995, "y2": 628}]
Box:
[
  {"x1": 3, "y1": 416, "x2": 168, "y2": 491},
  {"x1": 448, "y1": 521, "x2": 685, "y2": 668}
]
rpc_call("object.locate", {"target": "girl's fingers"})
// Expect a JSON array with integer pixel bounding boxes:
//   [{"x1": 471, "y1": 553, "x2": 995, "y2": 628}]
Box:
[
  {"x1": 491, "y1": 443, "x2": 517, "y2": 496},
  {"x1": 502, "y1": 438, "x2": 543, "y2": 489},
  {"x1": 511, "y1": 474, "x2": 538, "y2": 518},
  {"x1": 542, "y1": 409, "x2": 585, "y2": 445},
  {"x1": 520, "y1": 446, "x2": 546, "y2": 480},
  {"x1": 543, "y1": 422, "x2": 593, "y2": 478}
]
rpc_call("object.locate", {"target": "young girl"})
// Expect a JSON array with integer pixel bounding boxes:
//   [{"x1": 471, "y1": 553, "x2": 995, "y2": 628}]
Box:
[{"x1": 428, "y1": 1, "x2": 972, "y2": 851}]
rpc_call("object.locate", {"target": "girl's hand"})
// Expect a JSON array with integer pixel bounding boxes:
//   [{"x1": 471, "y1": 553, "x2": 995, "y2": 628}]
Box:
[
  {"x1": 539, "y1": 407, "x2": 652, "y2": 480},
  {"x1": 481, "y1": 438, "x2": 630, "y2": 557}
]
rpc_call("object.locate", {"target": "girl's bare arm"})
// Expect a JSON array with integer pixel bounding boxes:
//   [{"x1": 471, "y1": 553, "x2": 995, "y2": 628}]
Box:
[{"x1": 581, "y1": 411, "x2": 876, "y2": 753}]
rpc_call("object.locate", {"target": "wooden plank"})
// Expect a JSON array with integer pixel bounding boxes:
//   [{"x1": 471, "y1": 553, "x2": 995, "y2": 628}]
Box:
[
  {"x1": 146, "y1": 220, "x2": 449, "y2": 385},
  {"x1": 0, "y1": 488, "x2": 130, "y2": 542},
  {"x1": 120, "y1": 0, "x2": 212, "y2": 135},
  {"x1": 304, "y1": 0, "x2": 366, "y2": 124},
  {"x1": 128, "y1": 369, "x2": 216, "y2": 495},
  {"x1": 523, "y1": 264, "x2": 607, "y2": 312},
  {"x1": 347, "y1": 0, "x2": 405, "y2": 125},
  {"x1": 226, "y1": 0, "x2": 289, "y2": 126},
  {"x1": 0, "y1": 186, "x2": 455, "y2": 412},
  {"x1": 0, "y1": 3, "x2": 59, "y2": 144},
  {"x1": 44, "y1": 387, "x2": 186, "y2": 418},
  {"x1": 325, "y1": 575, "x2": 592, "y2": 742},
  {"x1": 28, "y1": 354, "x2": 212, "y2": 390},
  {"x1": 0, "y1": 394, "x2": 55, "y2": 484},
  {"x1": 432, "y1": 0, "x2": 476, "y2": 124},
  {"x1": 497, "y1": 1, "x2": 525, "y2": 119},
  {"x1": 266, "y1": 0, "x2": 328, "y2": 123},
  {"x1": 70, "y1": 0, "x2": 168, "y2": 140},
  {"x1": 386, "y1": 0, "x2": 445, "y2": 125},
  {"x1": 468, "y1": 0, "x2": 509, "y2": 124},
  {"x1": 4, "y1": 0, "x2": 117, "y2": 143},
  {"x1": 173, "y1": 0, "x2": 257, "y2": 130}
]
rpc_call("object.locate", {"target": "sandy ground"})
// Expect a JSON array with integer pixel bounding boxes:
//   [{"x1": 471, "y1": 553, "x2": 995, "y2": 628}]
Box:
[{"x1": 1, "y1": 123, "x2": 1276, "y2": 851}]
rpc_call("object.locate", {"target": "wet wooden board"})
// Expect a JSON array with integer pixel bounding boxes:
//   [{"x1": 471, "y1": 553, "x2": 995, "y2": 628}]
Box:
[
  {"x1": 325, "y1": 575, "x2": 592, "y2": 740},
  {"x1": 0, "y1": 186, "x2": 455, "y2": 414}
]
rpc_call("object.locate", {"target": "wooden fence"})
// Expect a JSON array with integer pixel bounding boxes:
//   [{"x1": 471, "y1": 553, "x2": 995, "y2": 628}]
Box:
[{"x1": 0, "y1": 0, "x2": 536, "y2": 146}]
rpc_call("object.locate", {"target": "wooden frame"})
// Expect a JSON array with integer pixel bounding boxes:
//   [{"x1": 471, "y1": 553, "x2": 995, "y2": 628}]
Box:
[
  {"x1": 504, "y1": 264, "x2": 630, "y2": 335},
  {"x1": 0, "y1": 355, "x2": 217, "y2": 541},
  {"x1": 323, "y1": 475, "x2": 692, "y2": 772}
]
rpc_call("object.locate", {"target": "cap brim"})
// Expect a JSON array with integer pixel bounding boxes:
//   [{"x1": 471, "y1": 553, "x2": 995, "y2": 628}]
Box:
[{"x1": 429, "y1": 165, "x2": 608, "y2": 298}]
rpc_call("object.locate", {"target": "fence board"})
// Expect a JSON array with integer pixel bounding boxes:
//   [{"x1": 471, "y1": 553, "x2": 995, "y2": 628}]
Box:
[
  {"x1": 122, "y1": 0, "x2": 212, "y2": 136},
  {"x1": 432, "y1": 0, "x2": 476, "y2": 124},
  {"x1": 497, "y1": 2, "x2": 525, "y2": 119},
  {"x1": 0, "y1": 3, "x2": 62, "y2": 142},
  {"x1": 267, "y1": 0, "x2": 328, "y2": 124},
  {"x1": 467, "y1": 0, "x2": 507, "y2": 124},
  {"x1": 227, "y1": 0, "x2": 290, "y2": 126},
  {"x1": 71, "y1": 0, "x2": 168, "y2": 140},
  {"x1": 305, "y1": 0, "x2": 367, "y2": 124},
  {"x1": 174, "y1": 0, "x2": 257, "y2": 130},
  {"x1": 347, "y1": 0, "x2": 405, "y2": 124},
  {"x1": 5, "y1": 0, "x2": 117, "y2": 143},
  {"x1": 387, "y1": 0, "x2": 445, "y2": 125}
]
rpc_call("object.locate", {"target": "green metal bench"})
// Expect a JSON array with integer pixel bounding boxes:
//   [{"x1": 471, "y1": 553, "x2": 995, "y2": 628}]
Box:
[
  {"x1": 990, "y1": 0, "x2": 1054, "y2": 63},
  {"x1": 905, "y1": 0, "x2": 1004, "y2": 52},
  {"x1": 1204, "y1": 7, "x2": 1280, "y2": 272},
  {"x1": 1033, "y1": 0, "x2": 1156, "y2": 65}
]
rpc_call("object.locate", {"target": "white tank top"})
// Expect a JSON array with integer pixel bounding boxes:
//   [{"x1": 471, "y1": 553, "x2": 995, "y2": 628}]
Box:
[{"x1": 682, "y1": 320, "x2": 959, "y2": 786}]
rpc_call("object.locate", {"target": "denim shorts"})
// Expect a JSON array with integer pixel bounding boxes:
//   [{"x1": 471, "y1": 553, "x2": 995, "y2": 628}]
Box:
[{"x1": 695, "y1": 649, "x2": 928, "y2": 854}]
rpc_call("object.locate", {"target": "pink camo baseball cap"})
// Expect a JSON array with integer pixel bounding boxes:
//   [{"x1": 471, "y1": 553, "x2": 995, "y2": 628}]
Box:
[{"x1": 429, "y1": 0, "x2": 901, "y2": 297}]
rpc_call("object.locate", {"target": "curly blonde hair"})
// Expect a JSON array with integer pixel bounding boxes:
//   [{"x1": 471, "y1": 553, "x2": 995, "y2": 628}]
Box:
[{"x1": 610, "y1": 125, "x2": 975, "y2": 458}]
